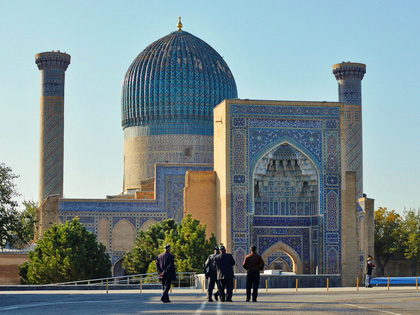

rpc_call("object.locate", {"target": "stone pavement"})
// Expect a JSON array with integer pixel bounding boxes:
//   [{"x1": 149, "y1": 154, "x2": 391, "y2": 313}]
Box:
[{"x1": 0, "y1": 286, "x2": 419, "y2": 314}]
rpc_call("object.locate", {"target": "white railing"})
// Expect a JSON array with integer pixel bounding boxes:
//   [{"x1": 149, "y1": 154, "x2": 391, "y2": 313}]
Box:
[{"x1": 52, "y1": 272, "x2": 197, "y2": 288}]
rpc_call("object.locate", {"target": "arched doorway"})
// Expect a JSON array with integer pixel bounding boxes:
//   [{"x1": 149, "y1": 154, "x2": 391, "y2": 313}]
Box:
[
  {"x1": 261, "y1": 240, "x2": 303, "y2": 274},
  {"x1": 113, "y1": 257, "x2": 124, "y2": 277},
  {"x1": 266, "y1": 250, "x2": 294, "y2": 272}
]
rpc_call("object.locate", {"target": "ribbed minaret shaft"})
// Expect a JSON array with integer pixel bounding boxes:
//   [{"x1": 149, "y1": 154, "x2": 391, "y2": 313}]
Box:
[
  {"x1": 332, "y1": 62, "x2": 366, "y2": 198},
  {"x1": 36, "y1": 51, "x2": 71, "y2": 204}
]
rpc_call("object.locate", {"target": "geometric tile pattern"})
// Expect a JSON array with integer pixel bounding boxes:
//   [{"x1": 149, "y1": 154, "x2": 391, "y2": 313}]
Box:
[
  {"x1": 35, "y1": 52, "x2": 71, "y2": 202},
  {"x1": 333, "y1": 63, "x2": 366, "y2": 198},
  {"x1": 121, "y1": 29, "x2": 237, "y2": 184},
  {"x1": 229, "y1": 102, "x2": 342, "y2": 274},
  {"x1": 123, "y1": 133, "x2": 213, "y2": 184},
  {"x1": 121, "y1": 30, "x2": 238, "y2": 132},
  {"x1": 58, "y1": 164, "x2": 212, "y2": 263}
]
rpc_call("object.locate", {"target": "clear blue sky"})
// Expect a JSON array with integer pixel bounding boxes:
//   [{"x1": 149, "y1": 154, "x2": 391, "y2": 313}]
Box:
[{"x1": 1, "y1": 1, "x2": 419, "y2": 214}]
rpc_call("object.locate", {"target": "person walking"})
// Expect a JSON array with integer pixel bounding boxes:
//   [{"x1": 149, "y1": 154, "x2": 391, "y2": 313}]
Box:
[
  {"x1": 203, "y1": 246, "x2": 220, "y2": 301},
  {"x1": 214, "y1": 245, "x2": 235, "y2": 302},
  {"x1": 156, "y1": 244, "x2": 176, "y2": 303},
  {"x1": 365, "y1": 255, "x2": 376, "y2": 288},
  {"x1": 243, "y1": 245, "x2": 265, "y2": 302}
]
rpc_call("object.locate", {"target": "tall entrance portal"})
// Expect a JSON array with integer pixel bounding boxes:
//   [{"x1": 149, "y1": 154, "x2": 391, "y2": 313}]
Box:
[{"x1": 214, "y1": 99, "x2": 344, "y2": 275}]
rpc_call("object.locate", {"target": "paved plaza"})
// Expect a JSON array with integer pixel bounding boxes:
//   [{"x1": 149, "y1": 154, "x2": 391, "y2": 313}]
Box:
[{"x1": 0, "y1": 287, "x2": 419, "y2": 314}]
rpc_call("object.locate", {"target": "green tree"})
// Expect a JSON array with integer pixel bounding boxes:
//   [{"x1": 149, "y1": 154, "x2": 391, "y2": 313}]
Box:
[
  {"x1": 163, "y1": 214, "x2": 217, "y2": 273},
  {"x1": 21, "y1": 218, "x2": 111, "y2": 284},
  {"x1": 0, "y1": 163, "x2": 20, "y2": 248},
  {"x1": 401, "y1": 208, "x2": 420, "y2": 276},
  {"x1": 374, "y1": 207, "x2": 403, "y2": 276},
  {"x1": 9, "y1": 200, "x2": 37, "y2": 249},
  {"x1": 123, "y1": 219, "x2": 177, "y2": 275},
  {"x1": 123, "y1": 215, "x2": 217, "y2": 275}
]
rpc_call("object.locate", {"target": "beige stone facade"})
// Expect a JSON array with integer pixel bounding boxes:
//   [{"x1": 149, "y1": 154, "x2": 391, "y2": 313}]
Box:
[
  {"x1": 0, "y1": 252, "x2": 29, "y2": 284},
  {"x1": 123, "y1": 132, "x2": 213, "y2": 192}
]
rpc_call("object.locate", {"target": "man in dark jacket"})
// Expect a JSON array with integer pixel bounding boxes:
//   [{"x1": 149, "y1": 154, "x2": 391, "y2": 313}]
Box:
[
  {"x1": 204, "y1": 246, "x2": 220, "y2": 301},
  {"x1": 214, "y1": 245, "x2": 235, "y2": 302},
  {"x1": 365, "y1": 255, "x2": 376, "y2": 288},
  {"x1": 156, "y1": 244, "x2": 176, "y2": 303},
  {"x1": 243, "y1": 245, "x2": 265, "y2": 302}
]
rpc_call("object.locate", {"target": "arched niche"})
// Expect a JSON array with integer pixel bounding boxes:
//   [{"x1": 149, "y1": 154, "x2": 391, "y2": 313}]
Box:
[
  {"x1": 113, "y1": 257, "x2": 124, "y2": 277},
  {"x1": 253, "y1": 142, "x2": 319, "y2": 216},
  {"x1": 97, "y1": 218, "x2": 109, "y2": 251},
  {"x1": 111, "y1": 219, "x2": 136, "y2": 252},
  {"x1": 141, "y1": 219, "x2": 157, "y2": 231},
  {"x1": 261, "y1": 240, "x2": 303, "y2": 274},
  {"x1": 234, "y1": 247, "x2": 247, "y2": 273},
  {"x1": 268, "y1": 257, "x2": 291, "y2": 272}
]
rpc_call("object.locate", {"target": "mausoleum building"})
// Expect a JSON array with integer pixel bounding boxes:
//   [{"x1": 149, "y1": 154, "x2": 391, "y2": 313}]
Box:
[{"x1": 35, "y1": 20, "x2": 374, "y2": 285}]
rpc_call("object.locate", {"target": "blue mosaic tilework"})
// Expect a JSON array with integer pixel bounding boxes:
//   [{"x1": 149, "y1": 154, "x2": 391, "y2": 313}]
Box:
[
  {"x1": 255, "y1": 227, "x2": 311, "y2": 273},
  {"x1": 333, "y1": 64, "x2": 366, "y2": 198},
  {"x1": 267, "y1": 252, "x2": 293, "y2": 270},
  {"x1": 229, "y1": 102, "x2": 342, "y2": 274},
  {"x1": 253, "y1": 217, "x2": 319, "y2": 227},
  {"x1": 166, "y1": 176, "x2": 185, "y2": 223},
  {"x1": 235, "y1": 247, "x2": 247, "y2": 273},
  {"x1": 121, "y1": 30, "x2": 238, "y2": 132},
  {"x1": 254, "y1": 201, "x2": 317, "y2": 216},
  {"x1": 59, "y1": 164, "x2": 212, "y2": 263},
  {"x1": 40, "y1": 100, "x2": 64, "y2": 200},
  {"x1": 326, "y1": 190, "x2": 339, "y2": 230},
  {"x1": 112, "y1": 217, "x2": 136, "y2": 227},
  {"x1": 327, "y1": 247, "x2": 339, "y2": 274},
  {"x1": 230, "y1": 105, "x2": 340, "y2": 118},
  {"x1": 325, "y1": 132, "x2": 339, "y2": 173},
  {"x1": 326, "y1": 233, "x2": 339, "y2": 243},
  {"x1": 233, "y1": 187, "x2": 246, "y2": 230},
  {"x1": 338, "y1": 80, "x2": 363, "y2": 105},
  {"x1": 249, "y1": 129, "x2": 322, "y2": 164},
  {"x1": 250, "y1": 118, "x2": 322, "y2": 129},
  {"x1": 78, "y1": 216, "x2": 95, "y2": 224},
  {"x1": 36, "y1": 52, "x2": 70, "y2": 202},
  {"x1": 35, "y1": 52, "x2": 70, "y2": 97},
  {"x1": 233, "y1": 175, "x2": 245, "y2": 184},
  {"x1": 233, "y1": 131, "x2": 246, "y2": 171},
  {"x1": 124, "y1": 122, "x2": 214, "y2": 136},
  {"x1": 41, "y1": 70, "x2": 65, "y2": 97},
  {"x1": 60, "y1": 164, "x2": 212, "y2": 213}
]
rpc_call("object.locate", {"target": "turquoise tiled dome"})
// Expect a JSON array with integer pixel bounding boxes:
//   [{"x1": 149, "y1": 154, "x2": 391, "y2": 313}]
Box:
[{"x1": 121, "y1": 30, "x2": 238, "y2": 134}]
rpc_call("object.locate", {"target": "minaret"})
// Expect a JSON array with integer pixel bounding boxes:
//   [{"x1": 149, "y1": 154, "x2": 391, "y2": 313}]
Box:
[
  {"x1": 35, "y1": 51, "x2": 71, "y2": 204},
  {"x1": 332, "y1": 62, "x2": 366, "y2": 198}
]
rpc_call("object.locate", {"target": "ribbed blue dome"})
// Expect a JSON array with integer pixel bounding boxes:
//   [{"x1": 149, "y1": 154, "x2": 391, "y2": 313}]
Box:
[{"x1": 121, "y1": 30, "x2": 238, "y2": 133}]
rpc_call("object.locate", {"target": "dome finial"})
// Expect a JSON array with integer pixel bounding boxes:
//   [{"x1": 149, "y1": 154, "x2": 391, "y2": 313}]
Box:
[{"x1": 177, "y1": 16, "x2": 183, "y2": 31}]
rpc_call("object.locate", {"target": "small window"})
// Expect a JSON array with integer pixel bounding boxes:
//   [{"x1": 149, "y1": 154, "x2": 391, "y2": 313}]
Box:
[{"x1": 184, "y1": 147, "x2": 192, "y2": 157}]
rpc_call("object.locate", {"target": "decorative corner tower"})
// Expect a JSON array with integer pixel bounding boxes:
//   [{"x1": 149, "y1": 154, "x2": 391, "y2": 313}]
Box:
[
  {"x1": 35, "y1": 51, "x2": 71, "y2": 204},
  {"x1": 332, "y1": 62, "x2": 366, "y2": 198}
]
